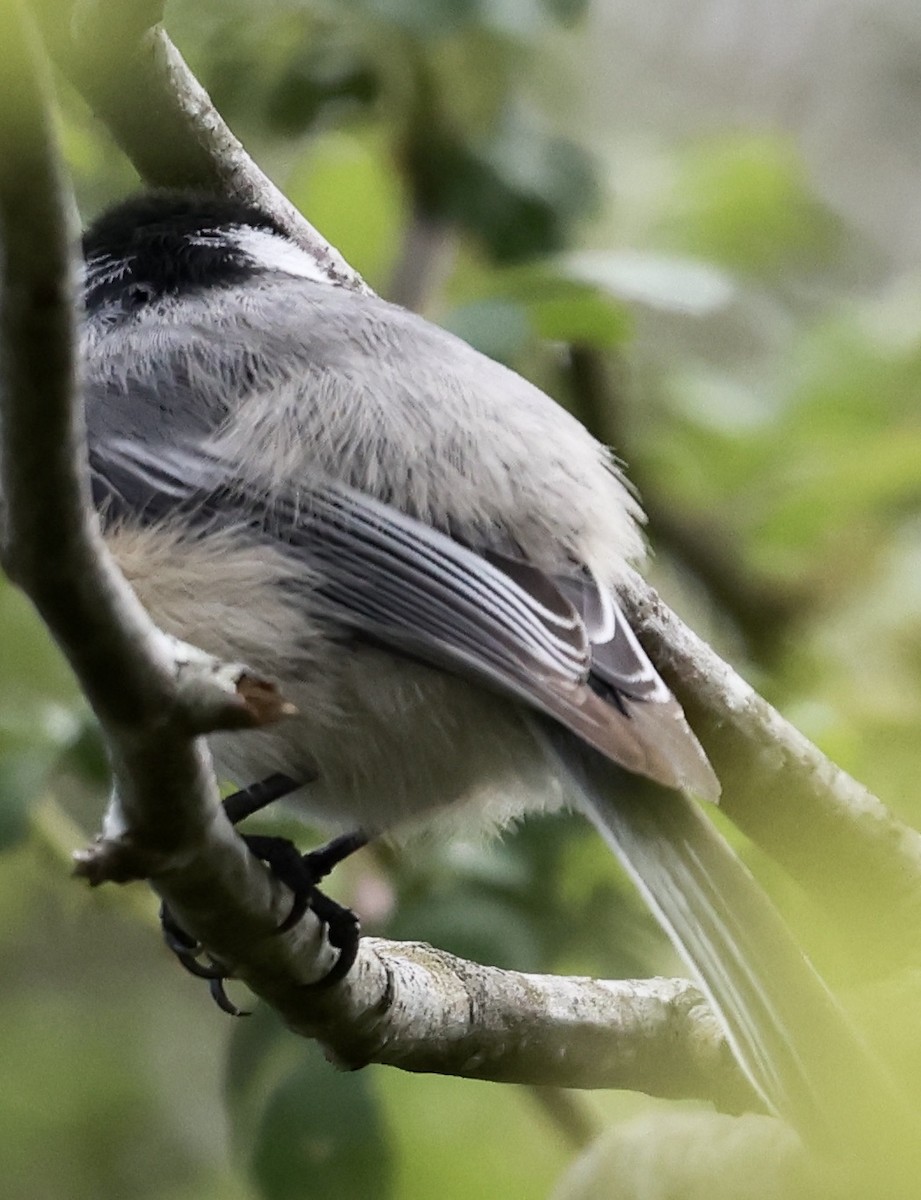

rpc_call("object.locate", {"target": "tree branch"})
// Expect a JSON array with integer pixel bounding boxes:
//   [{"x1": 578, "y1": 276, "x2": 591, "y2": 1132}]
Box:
[
  {"x1": 621, "y1": 574, "x2": 921, "y2": 968},
  {"x1": 564, "y1": 346, "x2": 806, "y2": 662},
  {"x1": 386, "y1": 205, "x2": 458, "y2": 312},
  {"x1": 565, "y1": 348, "x2": 921, "y2": 968},
  {"x1": 0, "y1": 0, "x2": 331, "y2": 969},
  {"x1": 37, "y1": 0, "x2": 368, "y2": 291},
  {"x1": 287, "y1": 947, "x2": 759, "y2": 1110}
]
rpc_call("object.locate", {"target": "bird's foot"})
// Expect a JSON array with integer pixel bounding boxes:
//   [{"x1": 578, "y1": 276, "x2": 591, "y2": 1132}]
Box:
[{"x1": 158, "y1": 775, "x2": 367, "y2": 1013}]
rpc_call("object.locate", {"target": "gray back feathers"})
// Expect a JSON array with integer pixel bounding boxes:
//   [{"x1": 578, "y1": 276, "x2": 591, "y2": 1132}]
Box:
[{"x1": 83, "y1": 276, "x2": 646, "y2": 586}]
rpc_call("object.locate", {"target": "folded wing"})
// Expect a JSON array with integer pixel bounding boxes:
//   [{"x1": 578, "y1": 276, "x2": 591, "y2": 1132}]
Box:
[{"x1": 90, "y1": 437, "x2": 717, "y2": 799}]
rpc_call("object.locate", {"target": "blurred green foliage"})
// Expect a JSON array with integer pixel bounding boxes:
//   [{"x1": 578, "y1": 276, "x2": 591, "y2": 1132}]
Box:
[{"x1": 2, "y1": 0, "x2": 921, "y2": 1196}]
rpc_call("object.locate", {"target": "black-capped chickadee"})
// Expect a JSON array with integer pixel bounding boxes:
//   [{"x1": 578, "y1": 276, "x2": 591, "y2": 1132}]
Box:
[{"x1": 79, "y1": 191, "x2": 826, "y2": 1121}]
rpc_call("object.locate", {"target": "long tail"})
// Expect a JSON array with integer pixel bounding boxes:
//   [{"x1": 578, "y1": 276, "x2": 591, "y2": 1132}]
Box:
[{"x1": 538, "y1": 723, "x2": 899, "y2": 1148}]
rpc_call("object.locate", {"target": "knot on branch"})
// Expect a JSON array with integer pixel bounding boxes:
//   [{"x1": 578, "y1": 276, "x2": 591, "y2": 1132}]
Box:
[
  {"x1": 235, "y1": 673, "x2": 299, "y2": 724},
  {"x1": 168, "y1": 638, "x2": 298, "y2": 733},
  {"x1": 72, "y1": 832, "x2": 171, "y2": 885}
]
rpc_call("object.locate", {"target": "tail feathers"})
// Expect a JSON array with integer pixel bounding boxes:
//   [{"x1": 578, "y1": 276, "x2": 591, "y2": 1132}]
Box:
[{"x1": 539, "y1": 724, "x2": 894, "y2": 1146}]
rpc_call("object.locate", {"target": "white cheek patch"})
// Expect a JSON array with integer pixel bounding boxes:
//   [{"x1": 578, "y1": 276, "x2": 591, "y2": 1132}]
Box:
[{"x1": 229, "y1": 226, "x2": 336, "y2": 286}]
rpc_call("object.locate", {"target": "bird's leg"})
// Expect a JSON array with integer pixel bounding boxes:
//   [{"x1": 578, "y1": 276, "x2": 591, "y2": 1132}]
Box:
[
  {"x1": 221, "y1": 772, "x2": 302, "y2": 824},
  {"x1": 158, "y1": 773, "x2": 367, "y2": 1013}
]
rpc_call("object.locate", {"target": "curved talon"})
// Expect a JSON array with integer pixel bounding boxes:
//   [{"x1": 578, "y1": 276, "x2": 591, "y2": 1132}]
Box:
[
  {"x1": 157, "y1": 775, "x2": 368, "y2": 1011},
  {"x1": 240, "y1": 832, "x2": 365, "y2": 985},
  {"x1": 306, "y1": 888, "x2": 361, "y2": 988},
  {"x1": 160, "y1": 900, "x2": 228, "y2": 980},
  {"x1": 162, "y1": 926, "x2": 202, "y2": 958},
  {"x1": 159, "y1": 901, "x2": 200, "y2": 954},
  {"x1": 209, "y1": 976, "x2": 250, "y2": 1017},
  {"x1": 175, "y1": 950, "x2": 228, "y2": 981},
  {"x1": 277, "y1": 888, "x2": 311, "y2": 935},
  {"x1": 240, "y1": 832, "x2": 316, "y2": 934},
  {"x1": 314, "y1": 940, "x2": 360, "y2": 988}
]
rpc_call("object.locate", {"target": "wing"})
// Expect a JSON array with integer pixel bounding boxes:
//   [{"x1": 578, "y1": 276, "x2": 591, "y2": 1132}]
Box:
[{"x1": 90, "y1": 438, "x2": 718, "y2": 800}]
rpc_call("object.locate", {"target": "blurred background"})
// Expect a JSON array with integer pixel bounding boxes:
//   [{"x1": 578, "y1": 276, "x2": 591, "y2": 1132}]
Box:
[{"x1": 3, "y1": 0, "x2": 921, "y2": 1195}]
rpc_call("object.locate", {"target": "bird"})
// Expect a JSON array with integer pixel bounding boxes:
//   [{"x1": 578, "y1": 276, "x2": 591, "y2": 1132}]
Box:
[{"x1": 79, "y1": 189, "x2": 851, "y2": 1134}]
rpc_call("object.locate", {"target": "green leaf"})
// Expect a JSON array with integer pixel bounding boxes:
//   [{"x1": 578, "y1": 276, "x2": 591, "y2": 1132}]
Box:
[
  {"x1": 388, "y1": 885, "x2": 542, "y2": 969},
  {"x1": 408, "y1": 106, "x2": 599, "y2": 263},
  {"x1": 0, "y1": 578, "x2": 84, "y2": 849},
  {"x1": 265, "y1": 44, "x2": 380, "y2": 135},
  {"x1": 286, "y1": 131, "x2": 406, "y2": 288},
  {"x1": 57, "y1": 721, "x2": 110, "y2": 788},
  {"x1": 447, "y1": 269, "x2": 631, "y2": 356},
  {"x1": 227, "y1": 1007, "x2": 394, "y2": 1200},
  {"x1": 0, "y1": 578, "x2": 79, "y2": 707},
  {"x1": 0, "y1": 750, "x2": 50, "y2": 850},
  {"x1": 360, "y1": 0, "x2": 479, "y2": 38},
  {"x1": 664, "y1": 133, "x2": 843, "y2": 276},
  {"x1": 527, "y1": 284, "x2": 631, "y2": 346},
  {"x1": 554, "y1": 1112, "x2": 838, "y2": 1200},
  {"x1": 250, "y1": 1047, "x2": 393, "y2": 1200},
  {"x1": 540, "y1": 0, "x2": 589, "y2": 22},
  {"x1": 560, "y1": 249, "x2": 736, "y2": 316},
  {"x1": 477, "y1": 0, "x2": 560, "y2": 40},
  {"x1": 441, "y1": 298, "x2": 531, "y2": 361}
]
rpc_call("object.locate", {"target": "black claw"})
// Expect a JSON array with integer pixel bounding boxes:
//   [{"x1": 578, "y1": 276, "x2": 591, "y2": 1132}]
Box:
[
  {"x1": 240, "y1": 833, "x2": 316, "y2": 933},
  {"x1": 277, "y1": 889, "x2": 311, "y2": 935},
  {"x1": 306, "y1": 888, "x2": 362, "y2": 988},
  {"x1": 156, "y1": 772, "x2": 367, "y2": 1012},
  {"x1": 242, "y1": 833, "x2": 314, "y2": 893},
  {"x1": 239, "y1": 829, "x2": 367, "y2": 987},
  {"x1": 160, "y1": 901, "x2": 227, "y2": 979},
  {"x1": 162, "y1": 925, "x2": 203, "y2": 961},
  {"x1": 240, "y1": 830, "x2": 369, "y2": 950},
  {"x1": 159, "y1": 900, "x2": 200, "y2": 953},
  {"x1": 210, "y1": 976, "x2": 250, "y2": 1017},
  {"x1": 177, "y1": 950, "x2": 229, "y2": 981}
]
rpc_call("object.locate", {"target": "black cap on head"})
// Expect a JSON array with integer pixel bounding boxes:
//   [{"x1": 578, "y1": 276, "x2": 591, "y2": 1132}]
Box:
[{"x1": 82, "y1": 189, "x2": 289, "y2": 314}]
